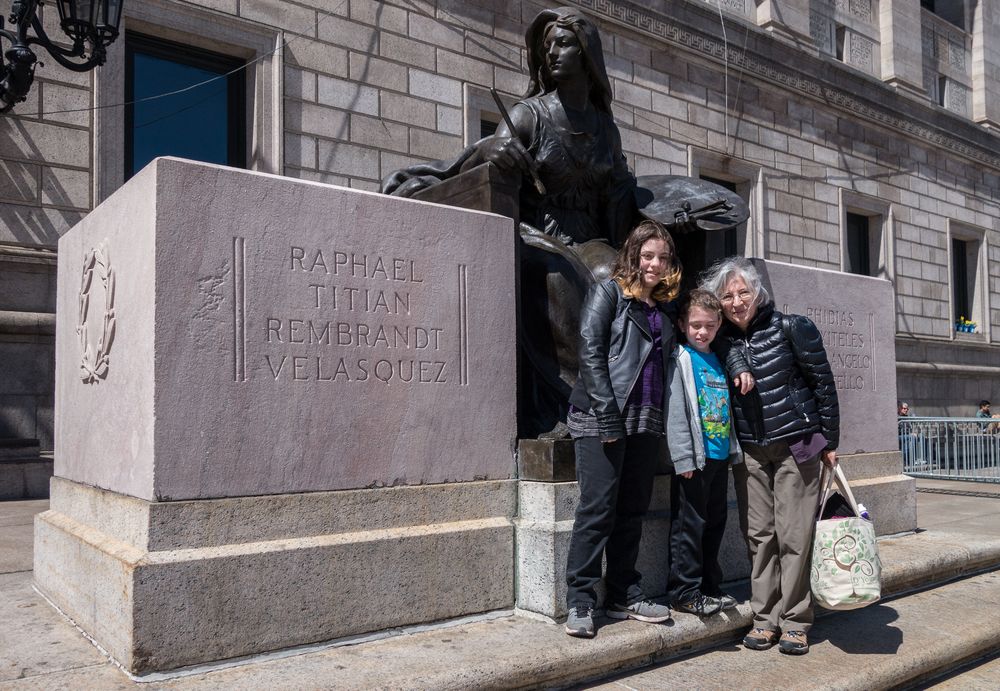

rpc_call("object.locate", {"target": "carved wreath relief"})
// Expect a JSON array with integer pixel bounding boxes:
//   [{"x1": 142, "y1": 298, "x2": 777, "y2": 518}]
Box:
[{"x1": 77, "y1": 243, "x2": 117, "y2": 383}]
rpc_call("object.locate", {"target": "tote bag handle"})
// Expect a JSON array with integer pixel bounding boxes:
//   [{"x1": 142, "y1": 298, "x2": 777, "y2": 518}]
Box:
[{"x1": 816, "y1": 464, "x2": 862, "y2": 521}]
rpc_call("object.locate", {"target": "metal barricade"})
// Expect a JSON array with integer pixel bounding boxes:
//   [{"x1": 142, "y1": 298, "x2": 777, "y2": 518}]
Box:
[{"x1": 899, "y1": 417, "x2": 1000, "y2": 482}]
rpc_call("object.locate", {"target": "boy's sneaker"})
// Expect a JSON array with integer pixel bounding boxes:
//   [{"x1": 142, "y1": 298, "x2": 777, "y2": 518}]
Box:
[
  {"x1": 564, "y1": 606, "x2": 596, "y2": 638},
  {"x1": 778, "y1": 630, "x2": 809, "y2": 655},
  {"x1": 607, "y1": 599, "x2": 672, "y2": 623},
  {"x1": 672, "y1": 593, "x2": 723, "y2": 617},
  {"x1": 706, "y1": 591, "x2": 739, "y2": 611}
]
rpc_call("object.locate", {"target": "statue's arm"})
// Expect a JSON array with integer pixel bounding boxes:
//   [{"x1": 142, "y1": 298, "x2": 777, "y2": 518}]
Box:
[{"x1": 461, "y1": 102, "x2": 538, "y2": 177}]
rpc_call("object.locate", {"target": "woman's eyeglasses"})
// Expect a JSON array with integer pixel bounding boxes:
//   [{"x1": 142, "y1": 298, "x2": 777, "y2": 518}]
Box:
[{"x1": 720, "y1": 289, "x2": 753, "y2": 305}]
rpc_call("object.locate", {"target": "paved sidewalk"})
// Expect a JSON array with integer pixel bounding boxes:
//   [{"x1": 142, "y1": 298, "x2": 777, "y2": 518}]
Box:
[{"x1": 2, "y1": 479, "x2": 1000, "y2": 689}]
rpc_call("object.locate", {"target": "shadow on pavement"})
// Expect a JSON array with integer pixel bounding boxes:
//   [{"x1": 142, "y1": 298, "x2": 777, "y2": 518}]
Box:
[{"x1": 814, "y1": 604, "x2": 902, "y2": 655}]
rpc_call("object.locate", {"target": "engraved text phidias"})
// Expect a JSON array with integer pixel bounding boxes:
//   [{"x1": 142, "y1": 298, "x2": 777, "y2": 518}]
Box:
[
  {"x1": 804, "y1": 307, "x2": 877, "y2": 392},
  {"x1": 261, "y1": 246, "x2": 451, "y2": 385}
]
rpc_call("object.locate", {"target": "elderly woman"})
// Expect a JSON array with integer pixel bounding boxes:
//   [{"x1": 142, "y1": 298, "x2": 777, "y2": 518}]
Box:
[{"x1": 700, "y1": 257, "x2": 839, "y2": 656}]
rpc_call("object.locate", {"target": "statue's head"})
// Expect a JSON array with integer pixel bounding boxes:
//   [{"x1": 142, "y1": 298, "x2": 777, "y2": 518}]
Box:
[{"x1": 524, "y1": 7, "x2": 613, "y2": 113}]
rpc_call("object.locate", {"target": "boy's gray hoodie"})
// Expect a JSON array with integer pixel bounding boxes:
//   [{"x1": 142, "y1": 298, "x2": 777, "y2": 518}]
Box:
[{"x1": 666, "y1": 345, "x2": 742, "y2": 474}]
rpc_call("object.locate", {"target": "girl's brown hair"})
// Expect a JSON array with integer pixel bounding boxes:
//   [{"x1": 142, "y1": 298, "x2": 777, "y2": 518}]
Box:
[{"x1": 612, "y1": 220, "x2": 681, "y2": 302}]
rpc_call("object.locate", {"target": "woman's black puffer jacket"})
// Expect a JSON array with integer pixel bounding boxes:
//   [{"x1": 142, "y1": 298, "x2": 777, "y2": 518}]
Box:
[{"x1": 717, "y1": 302, "x2": 839, "y2": 449}]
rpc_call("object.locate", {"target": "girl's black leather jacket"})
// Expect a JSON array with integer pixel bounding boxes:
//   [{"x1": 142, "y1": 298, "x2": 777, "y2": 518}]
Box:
[
  {"x1": 568, "y1": 279, "x2": 676, "y2": 439},
  {"x1": 715, "y1": 302, "x2": 840, "y2": 449}
]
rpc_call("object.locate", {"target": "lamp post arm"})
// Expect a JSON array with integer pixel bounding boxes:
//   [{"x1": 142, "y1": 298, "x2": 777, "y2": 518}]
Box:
[
  {"x1": 0, "y1": 0, "x2": 122, "y2": 113},
  {"x1": 0, "y1": 0, "x2": 39, "y2": 112},
  {"x1": 27, "y1": 13, "x2": 103, "y2": 71}
]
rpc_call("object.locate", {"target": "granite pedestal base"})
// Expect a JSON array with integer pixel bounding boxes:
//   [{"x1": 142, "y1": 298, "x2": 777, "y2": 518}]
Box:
[
  {"x1": 833, "y1": 451, "x2": 916, "y2": 535},
  {"x1": 515, "y1": 451, "x2": 914, "y2": 620},
  {"x1": 35, "y1": 477, "x2": 516, "y2": 674},
  {"x1": 516, "y1": 474, "x2": 750, "y2": 620}
]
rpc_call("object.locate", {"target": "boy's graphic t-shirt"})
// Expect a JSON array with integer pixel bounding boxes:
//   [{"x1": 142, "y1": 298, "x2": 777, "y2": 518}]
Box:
[{"x1": 684, "y1": 345, "x2": 731, "y2": 460}]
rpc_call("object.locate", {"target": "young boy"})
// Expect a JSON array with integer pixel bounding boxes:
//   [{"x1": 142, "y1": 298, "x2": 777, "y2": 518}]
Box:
[{"x1": 665, "y1": 289, "x2": 742, "y2": 616}]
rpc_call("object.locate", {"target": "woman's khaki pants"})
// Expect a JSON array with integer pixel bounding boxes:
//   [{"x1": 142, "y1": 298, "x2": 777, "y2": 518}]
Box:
[{"x1": 734, "y1": 442, "x2": 821, "y2": 634}]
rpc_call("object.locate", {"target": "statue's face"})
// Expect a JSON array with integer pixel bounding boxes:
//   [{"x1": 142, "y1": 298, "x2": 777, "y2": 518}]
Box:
[{"x1": 544, "y1": 25, "x2": 585, "y2": 81}]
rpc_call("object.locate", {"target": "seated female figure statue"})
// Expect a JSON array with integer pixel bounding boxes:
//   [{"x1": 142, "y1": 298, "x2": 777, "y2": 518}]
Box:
[{"x1": 384, "y1": 7, "x2": 741, "y2": 437}]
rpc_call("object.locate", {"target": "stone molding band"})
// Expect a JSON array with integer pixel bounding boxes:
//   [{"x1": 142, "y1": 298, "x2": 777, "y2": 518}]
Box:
[
  {"x1": 896, "y1": 361, "x2": 1000, "y2": 376},
  {"x1": 0, "y1": 309, "x2": 55, "y2": 335}
]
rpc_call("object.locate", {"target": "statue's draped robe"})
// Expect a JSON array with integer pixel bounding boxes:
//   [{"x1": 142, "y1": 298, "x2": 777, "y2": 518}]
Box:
[{"x1": 383, "y1": 93, "x2": 639, "y2": 437}]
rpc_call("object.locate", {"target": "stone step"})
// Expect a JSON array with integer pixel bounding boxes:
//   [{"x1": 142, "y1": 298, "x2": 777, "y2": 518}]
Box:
[
  {"x1": 923, "y1": 651, "x2": 1000, "y2": 689},
  {"x1": 90, "y1": 528, "x2": 1000, "y2": 688},
  {"x1": 9, "y1": 526, "x2": 1000, "y2": 688},
  {"x1": 585, "y1": 569, "x2": 1000, "y2": 690}
]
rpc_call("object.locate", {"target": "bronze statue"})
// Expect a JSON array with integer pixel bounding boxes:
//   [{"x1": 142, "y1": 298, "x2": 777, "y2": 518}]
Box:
[{"x1": 382, "y1": 7, "x2": 746, "y2": 438}]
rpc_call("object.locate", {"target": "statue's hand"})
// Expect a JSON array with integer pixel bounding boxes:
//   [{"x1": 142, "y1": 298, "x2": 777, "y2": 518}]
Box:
[
  {"x1": 480, "y1": 136, "x2": 537, "y2": 178},
  {"x1": 668, "y1": 219, "x2": 701, "y2": 235}
]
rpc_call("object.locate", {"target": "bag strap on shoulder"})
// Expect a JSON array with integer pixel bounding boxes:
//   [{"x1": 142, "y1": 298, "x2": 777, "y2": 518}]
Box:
[{"x1": 781, "y1": 314, "x2": 794, "y2": 344}]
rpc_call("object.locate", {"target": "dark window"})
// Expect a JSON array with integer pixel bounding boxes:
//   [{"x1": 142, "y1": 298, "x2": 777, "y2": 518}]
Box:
[
  {"x1": 125, "y1": 33, "x2": 246, "y2": 180},
  {"x1": 835, "y1": 26, "x2": 847, "y2": 62},
  {"x1": 846, "y1": 212, "x2": 871, "y2": 276},
  {"x1": 480, "y1": 118, "x2": 499, "y2": 139},
  {"x1": 928, "y1": 0, "x2": 964, "y2": 28},
  {"x1": 921, "y1": 0, "x2": 934, "y2": 10},
  {"x1": 952, "y1": 238, "x2": 970, "y2": 322},
  {"x1": 938, "y1": 76, "x2": 948, "y2": 107}
]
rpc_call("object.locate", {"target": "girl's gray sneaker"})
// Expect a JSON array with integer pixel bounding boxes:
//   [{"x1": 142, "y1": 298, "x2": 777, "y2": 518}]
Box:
[
  {"x1": 607, "y1": 600, "x2": 672, "y2": 623},
  {"x1": 565, "y1": 606, "x2": 596, "y2": 638}
]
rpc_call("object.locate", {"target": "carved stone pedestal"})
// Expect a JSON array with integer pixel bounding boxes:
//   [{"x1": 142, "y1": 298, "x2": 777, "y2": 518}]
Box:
[{"x1": 38, "y1": 158, "x2": 518, "y2": 674}]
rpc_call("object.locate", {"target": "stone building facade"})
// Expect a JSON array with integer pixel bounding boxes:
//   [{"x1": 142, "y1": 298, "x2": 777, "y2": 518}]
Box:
[{"x1": 2, "y1": 0, "x2": 999, "y2": 459}]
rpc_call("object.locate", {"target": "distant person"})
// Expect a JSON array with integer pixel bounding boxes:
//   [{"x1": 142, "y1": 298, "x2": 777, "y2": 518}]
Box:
[
  {"x1": 701, "y1": 257, "x2": 839, "y2": 656},
  {"x1": 898, "y1": 402, "x2": 910, "y2": 417},
  {"x1": 665, "y1": 289, "x2": 743, "y2": 617},
  {"x1": 975, "y1": 400, "x2": 1000, "y2": 433}
]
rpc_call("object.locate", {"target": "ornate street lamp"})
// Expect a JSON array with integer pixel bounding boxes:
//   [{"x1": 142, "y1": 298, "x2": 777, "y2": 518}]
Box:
[{"x1": 0, "y1": 0, "x2": 124, "y2": 113}]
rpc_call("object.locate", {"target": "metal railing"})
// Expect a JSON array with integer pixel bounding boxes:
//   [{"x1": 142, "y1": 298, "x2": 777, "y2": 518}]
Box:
[{"x1": 900, "y1": 417, "x2": 1000, "y2": 482}]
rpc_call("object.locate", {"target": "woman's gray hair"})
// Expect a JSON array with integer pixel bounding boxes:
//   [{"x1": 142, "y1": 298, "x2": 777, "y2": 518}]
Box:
[{"x1": 698, "y1": 256, "x2": 770, "y2": 307}]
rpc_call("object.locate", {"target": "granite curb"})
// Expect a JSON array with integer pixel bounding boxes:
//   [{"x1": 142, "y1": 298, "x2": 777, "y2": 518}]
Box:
[
  {"x1": 399, "y1": 530, "x2": 1000, "y2": 690},
  {"x1": 93, "y1": 528, "x2": 1000, "y2": 690},
  {"x1": 5, "y1": 490, "x2": 1000, "y2": 689},
  {"x1": 584, "y1": 571, "x2": 1000, "y2": 691}
]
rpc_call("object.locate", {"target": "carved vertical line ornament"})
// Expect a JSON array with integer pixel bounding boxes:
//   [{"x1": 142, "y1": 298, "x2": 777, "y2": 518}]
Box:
[
  {"x1": 233, "y1": 236, "x2": 246, "y2": 382},
  {"x1": 869, "y1": 312, "x2": 876, "y2": 391},
  {"x1": 458, "y1": 263, "x2": 469, "y2": 386}
]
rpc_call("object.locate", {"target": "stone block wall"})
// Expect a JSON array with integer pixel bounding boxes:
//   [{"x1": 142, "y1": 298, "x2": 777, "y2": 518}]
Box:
[{"x1": 3, "y1": 0, "x2": 1000, "y2": 434}]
